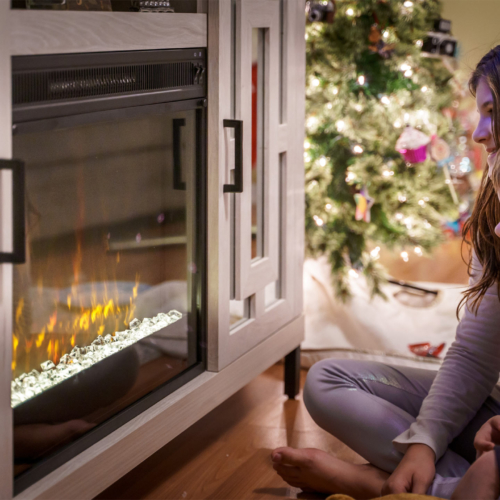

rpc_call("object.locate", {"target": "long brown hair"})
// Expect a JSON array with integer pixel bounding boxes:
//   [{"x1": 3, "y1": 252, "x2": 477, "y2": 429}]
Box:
[{"x1": 459, "y1": 45, "x2": 500, "y2": 315}]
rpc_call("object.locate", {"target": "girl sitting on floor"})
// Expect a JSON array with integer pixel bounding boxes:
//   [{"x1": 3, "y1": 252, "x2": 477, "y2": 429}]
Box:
[{"x1": 271, "y1": 45, "x2": 500, "y2": 500}]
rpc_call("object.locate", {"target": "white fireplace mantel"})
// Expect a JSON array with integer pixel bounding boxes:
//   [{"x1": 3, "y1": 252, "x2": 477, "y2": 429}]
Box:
[{"x1": 10, "y1": 11, "x2": 207, "y2": 56}]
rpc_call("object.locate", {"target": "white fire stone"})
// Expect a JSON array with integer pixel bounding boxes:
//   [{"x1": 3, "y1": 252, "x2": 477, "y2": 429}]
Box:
[{"x1": 11, "y1": 311, "x2": 183, "y2": 408}]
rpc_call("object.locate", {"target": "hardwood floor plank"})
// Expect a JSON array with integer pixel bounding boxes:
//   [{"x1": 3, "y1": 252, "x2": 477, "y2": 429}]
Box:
[{"x1": 96, "y1": 364, "x2": 362, "y2": 500}]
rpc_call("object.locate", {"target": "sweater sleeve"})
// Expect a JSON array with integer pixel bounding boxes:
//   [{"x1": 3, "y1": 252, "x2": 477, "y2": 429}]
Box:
[{"x1": 393, "y1": 255, "x2": 500, "y2": 460}]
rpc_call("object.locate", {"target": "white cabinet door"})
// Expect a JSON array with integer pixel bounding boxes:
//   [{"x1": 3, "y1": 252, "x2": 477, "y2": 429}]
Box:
[{"x1": 207, "y1": 0, "x2": 305, "y2": 370}]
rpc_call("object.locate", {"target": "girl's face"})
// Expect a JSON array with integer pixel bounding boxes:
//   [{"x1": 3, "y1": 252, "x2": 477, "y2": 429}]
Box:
[
  {"x1": 472, "y1": 77, "x2": 500, "y2": 236},
  {"x1": 472, "y1": 77, "x2": 498, "y2": 179}
]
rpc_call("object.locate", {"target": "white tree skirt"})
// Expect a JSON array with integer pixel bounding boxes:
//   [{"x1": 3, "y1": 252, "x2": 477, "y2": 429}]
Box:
[{"x1": 302, "y1": 258, "x2": 467, "y2": 371}]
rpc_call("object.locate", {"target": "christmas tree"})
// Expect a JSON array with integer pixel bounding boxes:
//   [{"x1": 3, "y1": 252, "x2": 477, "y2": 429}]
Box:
[{"x1": 305, "y1": 0, "x2": 461, "y2": 300}]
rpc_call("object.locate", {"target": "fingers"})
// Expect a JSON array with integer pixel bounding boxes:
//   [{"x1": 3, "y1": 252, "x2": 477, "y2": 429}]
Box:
[
  {"x1": 475, "y1": 439, "x2": 495, "y2": 453},
  {"x1": 412, "y1": 475, "x2": 432, "y2": 495},
  {"x1": 381, "y1": 478, "x2": 408, "y2": 496}
]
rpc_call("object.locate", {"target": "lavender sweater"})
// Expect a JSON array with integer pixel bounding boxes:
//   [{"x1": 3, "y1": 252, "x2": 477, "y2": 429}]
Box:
[{"x1": 393, "y1": 255, "x2": 500, "y2": 460}]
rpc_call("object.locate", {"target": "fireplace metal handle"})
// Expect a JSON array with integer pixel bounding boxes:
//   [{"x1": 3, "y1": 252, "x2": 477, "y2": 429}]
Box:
[
  {"x1": 0, "y1": 159, "x2": 26, "y2": 264},
  {"x1": 223, "y1": 119, "x2": 243, "y2": 193},
  {"x1": 173, "y1": 118, "x2": 187, "y2": 191}
]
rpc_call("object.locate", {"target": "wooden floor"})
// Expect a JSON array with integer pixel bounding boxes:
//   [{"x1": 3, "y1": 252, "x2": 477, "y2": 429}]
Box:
[{"x1": 96, "y1": 364, "x2": 365, "y2": 500}]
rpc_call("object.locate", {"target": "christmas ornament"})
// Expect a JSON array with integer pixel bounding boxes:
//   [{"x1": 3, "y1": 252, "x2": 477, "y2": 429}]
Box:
[
  {"x1": 430, "y1": 135, "x2": 451, "y2": 163},
  {"x1": 354, "y1": 186, "x2": 374, "y2": 222},
  {"x1": 395, "y1": 126, "x2": 431, "y2": 164},
  {"x1": 368, "y1": 24, "x2": 395, "y2": 59}
]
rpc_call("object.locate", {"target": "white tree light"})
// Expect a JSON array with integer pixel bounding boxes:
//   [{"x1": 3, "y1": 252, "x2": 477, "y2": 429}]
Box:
[
  {"x1": 353, "y1": 145, "x2": 364, "y2": 154},
  {"x1": 357, "y1": 75, "x2": 365, "y2": 85},
  {"x1": 313, "y1": 215, "x2": 324, "y2": 226},
  {"x1": 401, "y1": 251, "x2": 409, "y2": 262},
  {"x1": 346, "y1": 172, "x2": 356, "y2": 183},
  {"x1": 336, "y1": 119, "x2": 346, "y2": 132}
]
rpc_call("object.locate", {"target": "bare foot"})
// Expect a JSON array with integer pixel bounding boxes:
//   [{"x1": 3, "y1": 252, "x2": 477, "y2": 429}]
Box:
[{"x1": 271, "y1": 447, "x2": 389, "y2": 499}]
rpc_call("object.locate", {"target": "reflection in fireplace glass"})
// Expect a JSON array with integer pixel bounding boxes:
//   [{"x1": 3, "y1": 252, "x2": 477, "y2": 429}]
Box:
[{"x1": 12, "y1": 108, "x2": 200, "y2": 473}]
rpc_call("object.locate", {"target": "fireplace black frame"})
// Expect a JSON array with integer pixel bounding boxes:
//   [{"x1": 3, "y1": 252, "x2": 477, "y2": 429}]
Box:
[{"x1": 12, "y1": 51, "x2": 208, "y2": 496}]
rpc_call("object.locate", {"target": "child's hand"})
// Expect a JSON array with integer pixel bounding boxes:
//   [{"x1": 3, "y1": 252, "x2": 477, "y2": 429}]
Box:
[{"x1": 474, "y1": 416, "x2": 500, "y2": 458}]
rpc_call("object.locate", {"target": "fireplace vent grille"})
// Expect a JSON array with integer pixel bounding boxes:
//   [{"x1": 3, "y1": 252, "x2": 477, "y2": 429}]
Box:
[{"x1": 13, "y1": 62, "x2": 198, "y2": 105}]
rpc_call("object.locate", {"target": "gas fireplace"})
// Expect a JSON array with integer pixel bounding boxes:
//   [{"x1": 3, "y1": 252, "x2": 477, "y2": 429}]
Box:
[{"x1": 8, "y1": 49, "x2": 207, "y2": 493}]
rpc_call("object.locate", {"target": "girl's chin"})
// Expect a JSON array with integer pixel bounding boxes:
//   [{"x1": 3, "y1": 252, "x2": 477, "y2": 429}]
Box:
[{"x1": 488, "y1": 151, "x2": 499, "y2": 173}]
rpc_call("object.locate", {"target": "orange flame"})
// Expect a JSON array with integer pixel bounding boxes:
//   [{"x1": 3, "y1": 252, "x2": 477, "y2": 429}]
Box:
[
  {"x1": 12, "y1": 335, "x2": 19, "y2": 371},
  {"x1": 25, "y1": 338, "x2": 33, "y2": 354},
  {"x1": 15, "y1": 298, "x2": 24, "y2": 324},
  {"x1": 47, "y1": 312, "x2": 58, "y2": 333},
  {"x1": 54, "y1": 340, "x2": 59, "y2": 363},
  {"x1": 35, "y1": 328, "x2": 46, "y2": 348}
]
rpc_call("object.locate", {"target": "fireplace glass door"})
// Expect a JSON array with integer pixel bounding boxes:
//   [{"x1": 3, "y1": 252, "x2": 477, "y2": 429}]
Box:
[{"x1": 11, "y1": 101, "x2": 205, "y2": 485}]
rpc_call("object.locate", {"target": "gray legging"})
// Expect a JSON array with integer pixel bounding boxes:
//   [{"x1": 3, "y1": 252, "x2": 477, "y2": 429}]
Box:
[{"x1": 303, "y1": 359, "x2": 500, "y2": 496}]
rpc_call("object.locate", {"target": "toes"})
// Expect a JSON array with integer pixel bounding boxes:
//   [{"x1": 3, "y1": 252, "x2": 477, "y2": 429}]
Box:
[
  {"x1": 271, "y1": 447, "x2": 291, "y2": 463},
  {"x1": 272, "y1": 463, "x2": 300, "y2": 479},
  {"x1": 277, "y1": 447, "x2": 314, "y2": 467}
]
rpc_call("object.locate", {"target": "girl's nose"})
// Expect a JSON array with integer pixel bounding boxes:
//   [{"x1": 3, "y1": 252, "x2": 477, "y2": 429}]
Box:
[{"x1": 472, "y1": 119, "x2": 492, "y2": 145}]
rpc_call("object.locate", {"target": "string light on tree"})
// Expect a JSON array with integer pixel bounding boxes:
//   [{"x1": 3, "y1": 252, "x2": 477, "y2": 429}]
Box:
[
  {"x1": 401, "y1": 251, "x2": 409, "y2": 262},
  {"x1": 346, "y1": 8, "x2": 354, "y2": 16},
  {"x1": 414, "y1": 246, "x2": 423, "y2": 256},
  {"x1": 313, "y1": 215, "x2": 324, "y2": 226},
  {"x1": 346, "y1": 171, "x2": 356, "y2": 183},
  {"x1": 336, "y1": 119, "x2": 346, "y2": 132},
  {"x1": 353, "y1": 144, "x2": 364, "y2": 154},
  {"x1": 357, "y1": 75, "x2": 365, "y2": 85}
]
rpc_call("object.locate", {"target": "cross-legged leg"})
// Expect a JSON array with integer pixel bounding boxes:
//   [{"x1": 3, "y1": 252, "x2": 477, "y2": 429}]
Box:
[{"x1": 272, "y1": 358, "x2": 500, "y2": 498}]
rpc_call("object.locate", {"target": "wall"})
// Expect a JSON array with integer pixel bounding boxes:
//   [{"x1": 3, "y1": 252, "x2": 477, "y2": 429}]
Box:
[{"x1": 442, "y1": 0, "x2": 500, "y2": 72}]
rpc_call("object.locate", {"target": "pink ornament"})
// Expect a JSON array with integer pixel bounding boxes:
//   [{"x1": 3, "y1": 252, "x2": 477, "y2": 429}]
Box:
[{"x1": 395, "y1": 126, "x2": 431, "y2": 165}]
